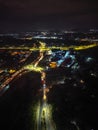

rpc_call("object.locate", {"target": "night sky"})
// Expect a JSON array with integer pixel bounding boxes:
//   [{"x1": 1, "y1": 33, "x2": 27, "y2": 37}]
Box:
[{"x1": 0, "y1": 0, "x2": 98, "y2": 32}]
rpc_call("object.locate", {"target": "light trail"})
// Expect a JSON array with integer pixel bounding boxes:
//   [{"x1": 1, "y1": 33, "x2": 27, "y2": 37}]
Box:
[
  {"x1": 36, "y1": 100, "x2": 56, "y2": 130},
  {"x1": 0, "y1": 43, "x2": 97, "y2": 51},
  {"x1": 0, "y1": 70, "x2": 28, "y2": 94},
  {"x1": 25, "y1": 65, "x2": 44, "y2": 72},
  {"x1": 0, "y1": 42, "x2": 45, "y2": 95},
  {"x1": 30, "y1": 42, "x2": 56, "y2": 130}
]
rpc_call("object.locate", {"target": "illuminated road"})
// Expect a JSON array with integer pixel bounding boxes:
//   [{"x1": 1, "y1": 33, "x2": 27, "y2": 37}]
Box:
[
  {"x1": 35, "y1": 66, "x2": 56, "y2": 130},
  {"x1": 36, "y1": 101, "x2": 55, "y2": 130},
  {"x1": 43, "y1": 102, "x2": 55, "y2": 130},
  {"x1": 0, "y1": 42, "x2": 45, "y2": 96},
  {"x1": 0, "y1": 64, "x2": 44, "y2": 96},
  {"x1": 0, "y1": 42, "x2": 97, "y2": 51}
]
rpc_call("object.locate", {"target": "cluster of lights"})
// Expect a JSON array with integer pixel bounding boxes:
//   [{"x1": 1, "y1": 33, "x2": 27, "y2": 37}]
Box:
[{"x1": 25, "y1": 65, "x2": 44, "y2": 72}]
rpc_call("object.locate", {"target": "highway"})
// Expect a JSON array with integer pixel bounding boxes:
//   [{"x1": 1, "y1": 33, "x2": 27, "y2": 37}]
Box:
[
  {"x1": 0, "y1": 42, "x2": 45, "y2": 96},
  {"x1": 0, "y1": 42, "x2": 97, "y2": 51},
  {"x1": 0, "y1": 64, "x2": 44, "y2": 96},
  {"x1": 36, "y1": 101, "x2": 55, "y2": 130},
  {"x1": 35, "y1": 64, "x2": 56, "y2": 130}
]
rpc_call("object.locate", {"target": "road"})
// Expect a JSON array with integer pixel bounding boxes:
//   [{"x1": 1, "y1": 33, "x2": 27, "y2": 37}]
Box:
[
  {"x1": 36, "y1": 100, "x2": 55, "y2": 130},
  {"x1": 0, "y1": 42, "x2": 45, "y2": 96},
  {"x1": 35, "y1": 64, "x2": 56, "y2": 130},
  {"x1": 0, "y1": 42, "x2": 97, "y2": 51}
]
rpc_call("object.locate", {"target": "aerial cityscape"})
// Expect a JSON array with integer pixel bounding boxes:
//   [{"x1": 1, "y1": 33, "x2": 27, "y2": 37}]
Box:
[
  {"x1": 0, "y1": 0, "x2": 98, "y2": 130},
  {"x1": 0, "y1": 30, "x2": 98, "y2": 130}
]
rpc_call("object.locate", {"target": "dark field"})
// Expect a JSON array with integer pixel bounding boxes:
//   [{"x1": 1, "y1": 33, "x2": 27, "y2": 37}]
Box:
[{"x1": 0, "y1": 72, "x2": 41, "y2": 130}]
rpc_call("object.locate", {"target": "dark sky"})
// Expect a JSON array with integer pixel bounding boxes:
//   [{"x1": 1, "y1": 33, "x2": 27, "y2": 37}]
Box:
[{"x1": 0, "y1": 0, "x2": 98, "y2": 32}]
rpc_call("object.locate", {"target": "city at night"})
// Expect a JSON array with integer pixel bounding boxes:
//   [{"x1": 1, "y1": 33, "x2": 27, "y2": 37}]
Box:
[{"x1": 0, "y1": 0, "x2": 98, "y2": 130}]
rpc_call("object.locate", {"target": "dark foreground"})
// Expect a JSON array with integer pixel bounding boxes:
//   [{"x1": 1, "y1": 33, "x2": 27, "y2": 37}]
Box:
[{"x1": 0, "y1": 72, "x2": 41, "y2": 130}]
